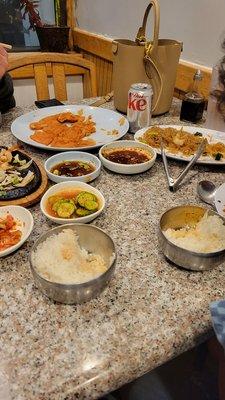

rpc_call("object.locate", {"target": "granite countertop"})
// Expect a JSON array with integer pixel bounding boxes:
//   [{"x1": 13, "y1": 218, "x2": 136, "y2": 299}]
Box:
[{"x1": 1, "y1": 99, "x2": 225, "y2": 400}]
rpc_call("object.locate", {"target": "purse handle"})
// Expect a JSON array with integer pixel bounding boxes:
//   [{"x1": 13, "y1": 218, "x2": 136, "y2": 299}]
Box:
[
  {"x1": 136, "y1": 0, "x2": 162, "y2": 112},
  {"x1": 135, "y1": 0, "x2": 160, "y2": 56}
]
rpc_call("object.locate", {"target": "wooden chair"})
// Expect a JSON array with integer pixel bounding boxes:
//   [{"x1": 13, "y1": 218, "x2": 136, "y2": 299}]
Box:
[{"x1": 8, "y1": 53, "x2": 97, "y2": 101}]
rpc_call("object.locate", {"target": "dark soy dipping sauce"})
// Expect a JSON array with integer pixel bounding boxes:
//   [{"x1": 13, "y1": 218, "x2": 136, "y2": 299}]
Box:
[
  {"x1": 103, "y1": 149, "x2": 151, "y2": 164},
  {"x1": 51, "y1": 161, "x2": 95, "y2": 177},
  {"x1": 180, "y1": 100, "x2": 205, "y2": 123}
]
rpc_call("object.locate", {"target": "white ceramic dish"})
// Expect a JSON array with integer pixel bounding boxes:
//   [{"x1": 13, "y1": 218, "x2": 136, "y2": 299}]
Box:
[
  {"x1": 99, "y1": 140, "x2": 157, "y2": 174},
  {"x1": 40, "y1": 181, "x2": 105, "y2": 225},
  {"x1": 44, "y1": 151, "x2": 101, "y2": 183},
  {"x1": 134, "y1": 125, "x2": 225, "y2": 165},
  {"x1": 215, "y1": 183, "x2": 225, "y2": 217},
  {"x1": 11, "y1": 105, "x2": 129, "y2": 151},
  {"x1": 0, "y1": 206, "x2": 34, "y2": 257}
]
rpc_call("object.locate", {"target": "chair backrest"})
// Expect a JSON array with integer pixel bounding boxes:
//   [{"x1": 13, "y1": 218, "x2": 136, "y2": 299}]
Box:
[{"x1": 8, "y1": 53, "x2": 97, "y2": 100}]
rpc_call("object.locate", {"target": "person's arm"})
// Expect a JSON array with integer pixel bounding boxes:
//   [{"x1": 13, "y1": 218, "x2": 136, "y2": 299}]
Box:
[{"x1": 0, "y1": 46, "x2": 15, "y2": 113}]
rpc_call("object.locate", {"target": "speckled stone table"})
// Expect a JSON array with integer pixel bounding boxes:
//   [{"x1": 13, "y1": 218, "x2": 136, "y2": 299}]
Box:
[{"x1": 1, "y1": 99, "x2": 225, "y2": 400}]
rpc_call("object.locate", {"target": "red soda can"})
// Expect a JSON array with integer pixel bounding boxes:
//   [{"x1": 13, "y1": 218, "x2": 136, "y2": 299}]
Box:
[{"x1": 127, "y1": 83, "x2": 153, "y2": 133}]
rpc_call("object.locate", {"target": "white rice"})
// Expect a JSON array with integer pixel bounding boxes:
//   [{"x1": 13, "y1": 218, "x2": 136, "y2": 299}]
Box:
[
  {"x1": 163, "y1": 213, "x2": 225, "y2": 253},
  {"x1": 32, "y1": 229, "x2": 107, "y2": 284}
]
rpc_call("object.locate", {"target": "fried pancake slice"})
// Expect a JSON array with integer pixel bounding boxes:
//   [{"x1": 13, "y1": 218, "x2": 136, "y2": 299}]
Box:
[
  {"x1": 57, "y1": 112, "x2": 80, "y2": 123},
  {"x1": 30, "y1": 112, "x2": 96, "y2": 147},
  {"x1": 30, "y1": 130, "x2": 54, "y2": 145},
  {"x1": 30, "y1": 115, "x2": 59, "y2": 130}
]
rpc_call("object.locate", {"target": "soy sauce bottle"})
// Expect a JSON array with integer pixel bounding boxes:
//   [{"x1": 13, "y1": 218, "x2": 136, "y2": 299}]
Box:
[{"x1": 180, "y1": 70, "x2": 205, "y2": 123}]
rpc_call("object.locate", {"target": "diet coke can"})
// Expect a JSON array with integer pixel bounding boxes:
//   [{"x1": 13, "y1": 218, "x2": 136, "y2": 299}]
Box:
[{"x1": 127, "y1": 83, "x2": 153, "y2": 133}]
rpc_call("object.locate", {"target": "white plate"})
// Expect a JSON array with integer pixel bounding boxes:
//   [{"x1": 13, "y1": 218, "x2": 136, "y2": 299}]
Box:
[
  {"x1": 134, "y1": 125, "x2": 225, "y2": 165},
  {"x1": 11, "y1": 105, "x2": 129, "y2": 151},
  {"x1": 0, "y1": 206, "x2": 34, "y2": 257},
  {"x1": 215, "y1": 183, "x2": 225, "y2": 217}
]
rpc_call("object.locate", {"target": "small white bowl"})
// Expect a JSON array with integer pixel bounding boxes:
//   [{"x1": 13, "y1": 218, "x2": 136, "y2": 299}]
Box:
[
  {"x1": 44, "y1": 151, "x2": 101, "y2": 183},
  {"x1": 99, "y1": 140, "x2": 157, "y2": 174},
  {"x1": 40, "y1": 181, "x2": 105, "y2": 225},
  {"x1": 0, "y1": 206, "x2": 34, "y2": 257}
]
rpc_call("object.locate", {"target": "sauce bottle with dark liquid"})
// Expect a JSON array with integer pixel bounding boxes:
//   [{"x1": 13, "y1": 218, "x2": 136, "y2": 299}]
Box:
[{"x1": 180, "y1": 70, "x2": 205, "y2": 123}]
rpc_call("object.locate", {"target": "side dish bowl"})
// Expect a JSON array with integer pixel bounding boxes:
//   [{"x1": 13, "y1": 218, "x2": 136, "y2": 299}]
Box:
[
  {"x1": 0, "y1": 205, "x2": 34, "y2": 257},
  {"x1": 99, "y1": 140, "x2": 156, "y2": 174},
  {"x1": 29, "y1": 224, "x2": 116, "y2": 304},
  {"x1": 159, "y1": 205, "x2": 225, "y2": 271},
  {"x1": 44, "y1": 151, "x2": 101, "y2": 183},
  {"x1": 40, "y1": 181, "x2": 105, "y2": 224}
]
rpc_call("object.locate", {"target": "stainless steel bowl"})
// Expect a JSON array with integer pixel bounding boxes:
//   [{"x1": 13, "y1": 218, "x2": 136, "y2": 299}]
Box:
[
  {"x1": 29, "y1": 224, "x2": 116, "y2": 304},
  {"x1": 159, "y1": 205, "x2": 225, "y2": 271}
]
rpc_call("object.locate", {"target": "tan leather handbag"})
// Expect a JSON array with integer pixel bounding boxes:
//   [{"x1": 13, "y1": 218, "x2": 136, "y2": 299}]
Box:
[{"x1": 112, "y1": 0, "x2": 182, "y2": 116}]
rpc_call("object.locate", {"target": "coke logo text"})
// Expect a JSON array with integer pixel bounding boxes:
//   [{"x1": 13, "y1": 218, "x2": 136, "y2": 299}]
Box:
[{"x1": 128, "y1": 93, "x2": 147, "y2": 111}]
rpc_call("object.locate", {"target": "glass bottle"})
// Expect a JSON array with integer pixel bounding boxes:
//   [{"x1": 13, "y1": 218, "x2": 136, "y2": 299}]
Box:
[{"x1": 180, "y1": 70, "x2": 205, "y2": 123}]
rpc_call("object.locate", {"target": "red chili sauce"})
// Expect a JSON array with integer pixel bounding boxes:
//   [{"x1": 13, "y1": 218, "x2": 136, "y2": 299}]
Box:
[{"x1": 102, "y1": 148, "x2": 151, "y2": 164}]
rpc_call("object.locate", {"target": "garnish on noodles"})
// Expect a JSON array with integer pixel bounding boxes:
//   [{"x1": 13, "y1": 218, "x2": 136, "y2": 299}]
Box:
[
  {"x1": 138, "y1": 126, "x2": 225, "y2": 160},
  {"x1": 30, "y1": 111, "x2": 96, "y2": 148},
  {"x1": 0, "y1": 214, "x2": 22, "y2": 251}
]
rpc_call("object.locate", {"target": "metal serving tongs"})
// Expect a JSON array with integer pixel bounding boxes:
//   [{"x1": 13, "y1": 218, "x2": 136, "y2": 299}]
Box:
[{"x1": 161, "y1": 138, "x2": 207, "y2": 192}]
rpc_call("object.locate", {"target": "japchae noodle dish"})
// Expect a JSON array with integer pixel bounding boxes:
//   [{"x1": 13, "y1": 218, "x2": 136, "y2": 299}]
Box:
[{"x1": 139, "y1": 126, "x2": 225, "y2": 160}]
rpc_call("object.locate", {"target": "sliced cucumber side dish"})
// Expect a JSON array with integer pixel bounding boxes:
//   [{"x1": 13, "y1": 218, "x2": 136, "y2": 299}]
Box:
[
  {"x1": 76, "y1": 207, "x2": 92, "y2": 217},
  {"x1": 77, "y1": 191, "x2": 97, "y2": 207},
  {"x1": 84, "y1": 200, "x2": 98, "y2": 211},
  {"x1": 48, "y1": 190, "x2": 99, "y2": 219},
  {"x1": 57, "y1": 200, "x2": 76, "y2": 218}
]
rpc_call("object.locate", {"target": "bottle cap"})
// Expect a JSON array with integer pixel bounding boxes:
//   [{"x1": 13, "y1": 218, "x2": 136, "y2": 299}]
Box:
[{"x1": 194, "y1": 69, "x2": 203, "y2": 81}]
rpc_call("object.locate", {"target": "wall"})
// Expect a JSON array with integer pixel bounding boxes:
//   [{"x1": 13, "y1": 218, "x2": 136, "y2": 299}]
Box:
[{"x1": 76, "y1": 0, "x2": 225, "y2": 68}]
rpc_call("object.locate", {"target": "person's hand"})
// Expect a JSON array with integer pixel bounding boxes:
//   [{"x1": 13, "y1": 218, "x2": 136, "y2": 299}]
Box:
[{"x1": 0, "y1": 46, "x2": 8, "y2": 79}]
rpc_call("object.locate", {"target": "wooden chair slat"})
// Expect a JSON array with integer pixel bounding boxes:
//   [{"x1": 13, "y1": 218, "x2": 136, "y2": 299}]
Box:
[
  {"x1": 83, "y1": 71, "x2": 90, "y2": 98},
  {"x1": 52, "y1": 63, "x2": 67, "y2": 101},
  {"x1": 89, "y1": 64, "x2": 97, "y2": 97},
  {"x1": 10, "y1": 64, "x2": 88, "y2": 79},
  {"x1": 33, "y1": 63, "x2": 50, "y2": 100}
]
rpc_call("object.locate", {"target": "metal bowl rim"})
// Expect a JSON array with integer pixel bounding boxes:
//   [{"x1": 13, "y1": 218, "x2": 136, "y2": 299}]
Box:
[
  {"x1": 159, "y1": 204, "x2": 225, "y2": 258},
  {"x1": 29, "y1": 223, "x2": 117, "y2": 288}
]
